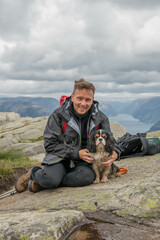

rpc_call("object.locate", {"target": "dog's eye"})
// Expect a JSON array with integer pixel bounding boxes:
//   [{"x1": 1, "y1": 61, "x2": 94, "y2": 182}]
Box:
[
  {"x1": 95, "y1": 133, "x2": 100, "y2": 138},
  {"x1": 102, "y1": 133, "x2": 106, "y2": 138}
]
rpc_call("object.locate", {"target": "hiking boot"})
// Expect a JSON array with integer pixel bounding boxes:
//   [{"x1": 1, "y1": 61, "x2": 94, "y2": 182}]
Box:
[
  {"x1": 28, "y1": 180, "x2": 44, "y2": 193},
  {"x1": 15, "y1": 168, "x2": 32, "y2": 193}
]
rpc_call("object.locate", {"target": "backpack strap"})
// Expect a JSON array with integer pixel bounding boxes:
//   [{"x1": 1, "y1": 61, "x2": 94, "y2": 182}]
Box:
[
  {"x1": 88, "y1": 124, "x2": 99, "y2": 137},
  {"x1": 95, "y1": 125, "x2": 99, "y2": 130},
  {"x1": 62, "y1": 121, "x2": 67, "y2": 133},
  {"x1": 59, "y1": 95, "x2": 70, "y2": 107}
]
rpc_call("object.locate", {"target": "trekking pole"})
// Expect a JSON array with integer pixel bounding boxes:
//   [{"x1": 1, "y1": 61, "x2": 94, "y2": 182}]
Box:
[{"x1": 0, "y1": 188, "x2": 17, "y2": 199}]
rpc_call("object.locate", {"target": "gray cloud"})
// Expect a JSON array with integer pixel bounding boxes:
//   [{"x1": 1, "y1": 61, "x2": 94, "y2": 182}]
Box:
[
  {"x1": 0, "y1": 0, "x2": 35, "y2": 40},
  {"x1": 0, "y1": 0, "x2": 160, "y2": 101},
  {"x1": 108, "y1": 0, "x2": 160, "y2": 9}
]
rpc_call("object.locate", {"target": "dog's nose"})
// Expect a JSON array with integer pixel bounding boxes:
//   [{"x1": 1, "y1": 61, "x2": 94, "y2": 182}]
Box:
[{"x1": 99, "y1": 137, "x2": 103, "y2": 141}]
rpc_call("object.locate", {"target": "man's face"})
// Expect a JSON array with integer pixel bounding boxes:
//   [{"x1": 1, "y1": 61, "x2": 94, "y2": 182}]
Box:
[{"x1": 71, "y1": 88, "x2": 94, "y2": 115}]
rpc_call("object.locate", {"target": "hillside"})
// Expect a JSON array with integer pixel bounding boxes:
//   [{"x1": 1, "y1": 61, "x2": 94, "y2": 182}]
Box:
[
  {"x1": 0, "y1": 96, "x2": 159, "y2": 124},
  {"x1": 99, "y1": 100, "x2": 117, "y2": 116},
  {"x1": 0, "y1": 97, "x2": 59, "y2": 117},
  {"x1": 113, "y1": 97, "x2": 160, "y2": 123},
  {"x1": 148, "y1": 120, "x2": 160, "y2": 132}
]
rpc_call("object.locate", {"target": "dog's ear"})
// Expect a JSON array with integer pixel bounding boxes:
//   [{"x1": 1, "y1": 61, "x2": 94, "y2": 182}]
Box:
[
  {"x1": 105, "y1": 142, "x2": 114, "y2": 155},
  {"x1": 105, "y1": 133, "x2": 114, "y2": 154},
  {"x1": 88, "y1": 141, "x2": 97, "y2": 153},
  {"x1": 87, "y1": 135, "x2": 97, "y2": 153}
]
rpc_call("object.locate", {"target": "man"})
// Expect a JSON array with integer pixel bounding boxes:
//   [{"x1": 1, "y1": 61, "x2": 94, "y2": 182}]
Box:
[{"x1": 15, "y1": 79, "x2": 121, "y2": 193}]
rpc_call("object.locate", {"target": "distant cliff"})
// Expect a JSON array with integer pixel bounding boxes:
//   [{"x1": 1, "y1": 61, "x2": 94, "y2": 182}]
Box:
[
  {"x1": 113, "y1": 97, "x2": 160, "y2": 123},
  {"x1": 0, "y1": 97, "x2": 59, "y2": 117},
  {"x1": 148, "y1": 120, "x2": 160, "y2": 132}
]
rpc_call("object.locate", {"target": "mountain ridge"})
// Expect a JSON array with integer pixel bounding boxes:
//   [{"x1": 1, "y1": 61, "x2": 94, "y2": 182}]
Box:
[
  {"x1": 0, "y1": 97, "x2": 59, "y2": 118},
  {"x1": 0, "y1": 96, "x2": 159, "y2": 130}
]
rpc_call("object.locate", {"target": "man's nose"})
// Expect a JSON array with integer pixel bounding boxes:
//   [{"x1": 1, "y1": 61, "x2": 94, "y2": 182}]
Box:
[{"x1": 81, "y1": 100, "x2": 86, "y2": 105}]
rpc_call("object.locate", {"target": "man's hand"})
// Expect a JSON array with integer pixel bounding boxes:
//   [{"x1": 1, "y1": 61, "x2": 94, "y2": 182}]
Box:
[
  {"x1": 79, "y1": 149, "x2": 95, "y2": 163},
  {"x1": 101, "y1": 151, "x2": 118, "y2": 167}
]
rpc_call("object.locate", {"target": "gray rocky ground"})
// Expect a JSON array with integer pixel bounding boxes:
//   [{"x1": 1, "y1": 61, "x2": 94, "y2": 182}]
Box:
[{"x1": 0, "y1": 113, "x2": 160, "y2": 239}]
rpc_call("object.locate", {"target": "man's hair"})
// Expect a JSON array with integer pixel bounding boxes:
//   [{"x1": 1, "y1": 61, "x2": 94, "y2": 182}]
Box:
[{"x1": 73, "y1": 78, "x2": 96, "y2": 95}]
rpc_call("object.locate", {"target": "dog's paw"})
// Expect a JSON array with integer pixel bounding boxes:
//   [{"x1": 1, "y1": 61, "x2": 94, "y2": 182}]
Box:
[
  {"x1": 100, "y1": 177, "x2": 109, "y2": 183},
  {"x1": 114, "y1": 172, "x2": 121, "y2": 177},
  {"x1": 93, "y1": 178, "x2": 100, "y2": 184}
]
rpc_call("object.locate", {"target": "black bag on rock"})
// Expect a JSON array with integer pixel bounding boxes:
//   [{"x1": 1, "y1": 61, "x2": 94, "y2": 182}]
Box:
[{"x1": 117, "y1": 132, "x2": 160, "y2": 159}]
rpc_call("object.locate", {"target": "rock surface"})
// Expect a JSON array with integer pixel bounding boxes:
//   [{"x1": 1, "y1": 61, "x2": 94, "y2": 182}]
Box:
[
  {"x1": 0, "y1": 210, "x2": 84, "y2": 240},
  {"x1": 0, "y1": 113, "x2": 126, "y2": 161},
  {"x1": 0, "y1": 114, "x2": 48, "y2": 160},
  {"x1": 0, "y1": 112, "x2": 20, "y2": 123},
  {"x1": 0, "y1": 113, "x2": 160, "y2": 239}
]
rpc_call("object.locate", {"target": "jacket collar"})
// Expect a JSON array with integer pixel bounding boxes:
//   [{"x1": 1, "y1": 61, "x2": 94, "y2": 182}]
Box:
[{"x1": 58, "y1": 97, "x2": 99, "y2": 122}]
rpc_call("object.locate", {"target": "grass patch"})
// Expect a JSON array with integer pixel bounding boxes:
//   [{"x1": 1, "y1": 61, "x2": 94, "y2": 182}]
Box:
[
  {"x1": 18, "y1": 136, "x2": 44, "y2": 143},
  {"x1": 29, "y1": 136, "x2": 44, "y2": 143},
  {"x1": 0, "y1": 149, "x2": 39, "y2": 190}
]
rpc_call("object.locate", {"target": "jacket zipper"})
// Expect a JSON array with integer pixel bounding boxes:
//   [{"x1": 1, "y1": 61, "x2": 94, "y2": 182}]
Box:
[
  {"x1": 87, "y1": 114, "x2": 92, "y2": 136},
  {"x1": 70, "y1": 115, "x2": 81, "y2": 149},
  {"x1": 78, "y1": 118, "x2": 82, "y2": 148}
]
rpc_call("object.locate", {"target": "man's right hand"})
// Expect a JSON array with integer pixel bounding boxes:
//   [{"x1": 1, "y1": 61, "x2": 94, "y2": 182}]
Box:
[{"x1": 79, "y1": 149, "x2": 95, "y2": 163}]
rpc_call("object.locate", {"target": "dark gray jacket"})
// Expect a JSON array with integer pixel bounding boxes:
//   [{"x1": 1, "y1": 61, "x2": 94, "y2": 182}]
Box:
[{"x1": 42, "y1": 98, "x2": 121, "y2": 165}]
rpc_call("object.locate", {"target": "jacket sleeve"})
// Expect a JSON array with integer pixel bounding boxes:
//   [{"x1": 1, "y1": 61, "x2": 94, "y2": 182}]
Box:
[
  {"x1": 43, "y1": 112, "x2": 79, "y2": 160},
  {"x1": 99, "y1": 112, "x2": 121, "y2": 160}
]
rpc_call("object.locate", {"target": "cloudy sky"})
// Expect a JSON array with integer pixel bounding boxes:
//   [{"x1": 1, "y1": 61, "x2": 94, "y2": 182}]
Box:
[{"x1": 0, "y1": 0, "x2": 160, "y2": 102}]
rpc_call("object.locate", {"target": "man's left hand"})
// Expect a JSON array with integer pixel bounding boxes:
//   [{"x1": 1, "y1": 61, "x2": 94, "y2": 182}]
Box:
[{"x1": 101, "y1": 151, "x2": 118, "y2": 167}]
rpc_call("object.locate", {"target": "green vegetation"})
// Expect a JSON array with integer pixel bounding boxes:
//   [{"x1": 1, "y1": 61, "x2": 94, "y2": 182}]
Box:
[
  {"x1": 18, "y1": 136, "x2": 44, "y2": 143},
  {"x1": 31, "y1": 136, "x2": 44, "y2": 142},
  {"x1": 0, "y1": 149, "x2": 38, "y2": 185},
  {"x1": 29, "y1": 136, "x2": 44, "y2": 143}
]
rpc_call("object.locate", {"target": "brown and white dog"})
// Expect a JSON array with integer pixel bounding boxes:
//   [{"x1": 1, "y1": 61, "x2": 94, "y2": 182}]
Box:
[{"x1": 88, "y1": 129, "x2": 120, "y2": 184}]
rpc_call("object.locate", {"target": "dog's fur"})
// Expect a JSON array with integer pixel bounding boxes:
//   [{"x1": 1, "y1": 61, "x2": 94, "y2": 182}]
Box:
[{"x1": 88, "y1": 129, "x2": 120, "y2": 183}]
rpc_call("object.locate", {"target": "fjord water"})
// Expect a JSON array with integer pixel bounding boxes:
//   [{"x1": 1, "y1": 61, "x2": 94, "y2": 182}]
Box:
[{"x1": 109, "y1": 114, "x2": 154, "y2": 134}]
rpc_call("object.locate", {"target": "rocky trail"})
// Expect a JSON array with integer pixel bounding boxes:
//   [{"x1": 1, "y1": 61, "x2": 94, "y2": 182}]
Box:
[{"x1": 0, "y1": 113, "x2": 160, "y2": 239}]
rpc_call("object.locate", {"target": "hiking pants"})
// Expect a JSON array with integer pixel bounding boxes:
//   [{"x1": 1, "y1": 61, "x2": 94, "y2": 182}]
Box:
[{"x1": 30, "y1": 161, "x2": 95, "y2": 189}]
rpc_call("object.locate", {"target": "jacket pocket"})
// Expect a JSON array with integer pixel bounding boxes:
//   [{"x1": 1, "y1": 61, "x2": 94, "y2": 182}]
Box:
[{"x1": 64, "y1": 134, "x2": 77, "y2": 146}]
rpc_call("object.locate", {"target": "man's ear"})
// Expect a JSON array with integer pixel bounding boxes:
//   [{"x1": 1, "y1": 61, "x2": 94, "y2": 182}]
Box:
[{"x1": 71, "y1": 93, "x2": 74, "y2": 102}]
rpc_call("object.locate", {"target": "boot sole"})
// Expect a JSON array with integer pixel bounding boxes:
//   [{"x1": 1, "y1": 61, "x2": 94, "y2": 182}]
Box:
[{"x1": 15, "y1": 169, "x2": 32, "y2": 193}]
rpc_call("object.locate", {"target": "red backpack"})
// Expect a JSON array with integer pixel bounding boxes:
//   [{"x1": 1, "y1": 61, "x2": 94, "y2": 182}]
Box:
[{"x1": 59, "y1": 95, "x2": 69, "y2": 106}]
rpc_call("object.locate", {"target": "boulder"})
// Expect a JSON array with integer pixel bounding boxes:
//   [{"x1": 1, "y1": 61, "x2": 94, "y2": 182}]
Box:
[
  {"x1": 0, "y1": 112, "x2": 20, "y2": 124},
  {"x1": 0, "y1": 115, "x2": 48, "y2": 159},
  {"x1": 0, "y1": 210, "x2": 84, "y2": 240}
]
